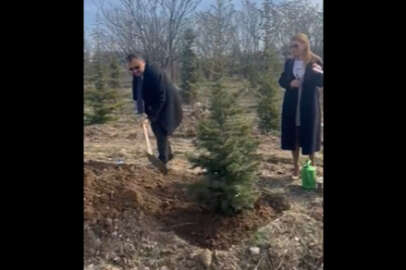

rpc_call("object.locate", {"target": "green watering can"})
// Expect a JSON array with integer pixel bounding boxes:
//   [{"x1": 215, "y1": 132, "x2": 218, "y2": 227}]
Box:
[{"x1": 301, "y1": 160, "x2": 316, "y2": 190}]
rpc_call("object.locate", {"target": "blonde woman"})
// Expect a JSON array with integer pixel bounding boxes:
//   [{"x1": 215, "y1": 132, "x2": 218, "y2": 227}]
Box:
[{"x1": 278, "y1": 33, "x2": 323, "y2": 178}]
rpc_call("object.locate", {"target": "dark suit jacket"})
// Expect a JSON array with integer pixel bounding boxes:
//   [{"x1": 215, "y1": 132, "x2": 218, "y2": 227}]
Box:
[{"x1": 132, "y1": 62, "x2": 183, "y2": 135}]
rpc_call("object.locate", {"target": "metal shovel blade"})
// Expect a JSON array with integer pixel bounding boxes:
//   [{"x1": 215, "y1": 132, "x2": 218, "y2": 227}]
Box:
[{"x1": 146, "y1": 153, "x2": 168, "y2": 175}]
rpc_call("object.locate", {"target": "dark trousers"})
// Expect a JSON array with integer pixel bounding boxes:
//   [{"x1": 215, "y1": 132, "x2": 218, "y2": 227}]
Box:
[{"x1": 150, "y1": 122, "x2": 172, "y2": 164}]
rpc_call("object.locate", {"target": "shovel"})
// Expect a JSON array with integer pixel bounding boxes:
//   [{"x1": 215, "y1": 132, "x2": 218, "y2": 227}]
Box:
[{"x1": 142, "y1": 120, "x2": 168, "y2": 175}]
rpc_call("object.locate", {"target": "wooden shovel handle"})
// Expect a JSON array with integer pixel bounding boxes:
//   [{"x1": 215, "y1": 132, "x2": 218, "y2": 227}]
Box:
[{"x1": 142, "y1": 121, "x2": 153, "y2": 155}]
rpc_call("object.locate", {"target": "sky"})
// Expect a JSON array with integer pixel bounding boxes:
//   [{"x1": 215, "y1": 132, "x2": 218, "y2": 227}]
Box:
[{"x1": 84, "y1": 0, "x2": 323, "y2": 37}]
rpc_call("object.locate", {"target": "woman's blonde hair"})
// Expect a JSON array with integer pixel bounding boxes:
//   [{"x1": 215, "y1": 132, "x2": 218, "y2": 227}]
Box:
[{"x1": 292, "y1": 33, "x2": 320, "y2": 65}]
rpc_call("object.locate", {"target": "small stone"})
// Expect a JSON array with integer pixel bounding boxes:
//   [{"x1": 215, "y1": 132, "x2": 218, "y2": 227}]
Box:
[
  {"x1": 94, "y1": 237, "x2": 102, "y2": 248},
  {"x1": 105, "y1": 219, "x2": 113, "y2": 231},
  {"x1": 199, "y1": 249, "x2": 212, "y2": 268},
  {"x1": 189, "y1": 251, "x2": 197, "y2": 259},
  {"x1": 249, "y1": 247, "x2": 260, "y2": 255},
  {"x1": 105, "y1": 265, "x2": 121, "y2": 270},
  {"x1": 85, "y1": 264, "x2": 94, "y2": 270},
  {"x1": 214, "y1": 250, "x2": 227, "y2": 258},
  {"x1": 310, "y1": 207, "x2": 323, "y2": 221},
  {"x1": 160, "y1": 266, "x2": 170, "y2": 270}
]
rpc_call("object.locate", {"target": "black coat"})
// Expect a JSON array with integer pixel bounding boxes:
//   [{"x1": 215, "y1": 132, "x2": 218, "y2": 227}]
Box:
[
  {"x1": 278, "y1": 57, "x2": 323, "y2": 155},
  {"x1": 132, "y1": 63, "x2": 183, "y2": 136}
]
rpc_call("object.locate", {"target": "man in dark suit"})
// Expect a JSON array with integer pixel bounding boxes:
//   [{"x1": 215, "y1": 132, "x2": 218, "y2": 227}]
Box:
[{"x1": 127, "y1": 54, "x2": 183, "y2": 165}]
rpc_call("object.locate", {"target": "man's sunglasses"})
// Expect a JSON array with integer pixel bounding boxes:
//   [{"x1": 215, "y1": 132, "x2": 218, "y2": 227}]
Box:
[
  {"x1": 129, "y1": 66, "x2": 140, "y2": 71},
  {"x1": 290, "y1": 44, "x2": 299, "y2": 49}
]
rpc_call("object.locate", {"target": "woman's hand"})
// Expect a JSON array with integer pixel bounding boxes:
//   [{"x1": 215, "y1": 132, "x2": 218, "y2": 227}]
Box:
[
  {"x1": 290, "y1": 79, "x2": 301, "y2": 88},
  {"x1": 312, "y1": 63, "x2": 323, "y2": 74}
]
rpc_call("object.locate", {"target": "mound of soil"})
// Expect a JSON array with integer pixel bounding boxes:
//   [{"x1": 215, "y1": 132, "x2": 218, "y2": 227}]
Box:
[{"x1": 84, "y1": 160, "x2": 281, "y2": 251}]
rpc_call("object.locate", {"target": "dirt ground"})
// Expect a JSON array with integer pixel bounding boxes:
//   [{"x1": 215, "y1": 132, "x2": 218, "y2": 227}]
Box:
[{"x1": 84, "y1": 88, "x2": 324, "y2": 270}]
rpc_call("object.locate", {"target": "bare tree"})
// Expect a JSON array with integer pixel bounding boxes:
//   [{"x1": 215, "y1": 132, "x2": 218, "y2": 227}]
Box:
[
  {"x1": 194, "y1": 0, "x2": 236, "y2": 79},
  {"x1": 309, "y1": 10, "x2": 323, "y2": 58},
  {"x1": 87, "y1": 0, "x2": 322, "y2": 82},
  {"x1": 238, "y1": 0, "x2": 262, "y2": 53},
  {"x1": 96, "y1": 0, "x2": 201, "y2": 81},
  {"x1": 265, "y1": 0, "x2": 323, "y2": 58},
  {"x1": 260, "y1": 0, "x2": 277, "y2": 52},
  {"x1": 231, "y1": 0, "x2": 264, "y2": 81}
]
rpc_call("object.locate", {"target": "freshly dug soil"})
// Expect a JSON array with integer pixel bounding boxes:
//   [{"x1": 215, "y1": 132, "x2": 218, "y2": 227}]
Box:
[{"x1": 84, "y1": 160, "x2": 280, "y2": 250}]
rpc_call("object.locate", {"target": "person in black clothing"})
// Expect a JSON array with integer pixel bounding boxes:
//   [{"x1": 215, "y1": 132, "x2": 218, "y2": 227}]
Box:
[
  {"x1": 278, "y1": 33, "x2": 323, "y2": 178},
  {"x1": 127, "y1": 54, "x2": 183, "y2": 165}
]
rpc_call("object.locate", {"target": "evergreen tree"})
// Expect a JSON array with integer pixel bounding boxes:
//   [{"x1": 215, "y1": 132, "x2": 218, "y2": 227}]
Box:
[
  {"x1": 180, "y1": 28, "x2": 199, "y2": 104},
  {"x1": 84, "y1": 34, "x2": 92, "y2": 85},
  {"x1": 189, "y1": 79, "x2": 261, "y2": 215},
  {"x1": 256, "y1": 74, "x2": 281, "y2": 133},
  {"x1": 245, "y1": 52, "x2": 263, "y2": 88},
  {"x1": 84, "y1": 24, "x2": 120, "y2": 125},
  {"x1": 84, "y1": 63, "x2": 120, "y2": 125},
  {"x1": 108, "y1": 56, "x2": 120, "y2": 89},
  {"x1": 93, "y1": 52, "x2": 105, "y2": 90},
  {"x1": 256, "y1": 46, "x2": 282, "y2": 134}
]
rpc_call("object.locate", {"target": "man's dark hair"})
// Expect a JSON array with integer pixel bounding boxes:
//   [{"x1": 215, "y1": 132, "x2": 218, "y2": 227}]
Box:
[{"x1": 127, "y1": 54, "x2": 145, "y2": 63}]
